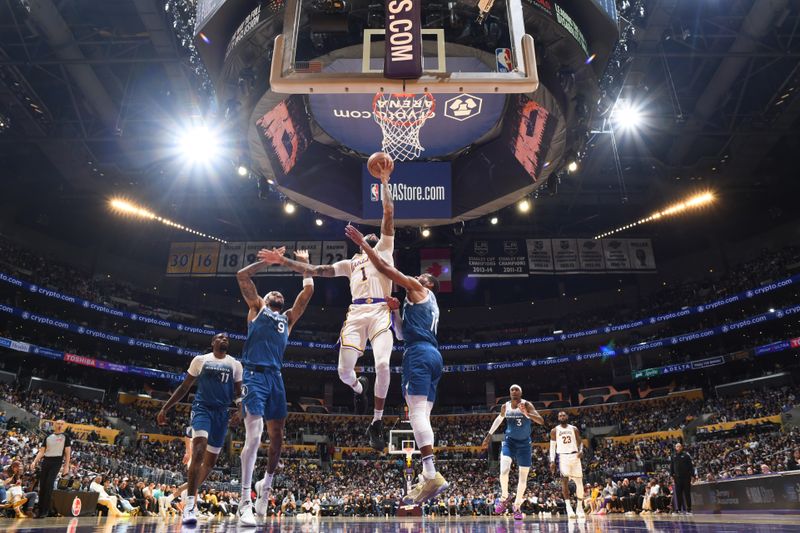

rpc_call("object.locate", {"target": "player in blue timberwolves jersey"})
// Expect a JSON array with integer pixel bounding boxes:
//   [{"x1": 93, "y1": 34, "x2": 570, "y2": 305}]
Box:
[
  {"x1": 482, "y1": 384, "x2": 544, "y2": 520},
  {"x1": 235, "y1": 248, "x2": 314, "y2": 526},
  {"x1": 157, "y1": 333, "x2": 243, "y2": 525},
  {"x1": 345, "y1": 224, "x2": 449, "y2": 504}
]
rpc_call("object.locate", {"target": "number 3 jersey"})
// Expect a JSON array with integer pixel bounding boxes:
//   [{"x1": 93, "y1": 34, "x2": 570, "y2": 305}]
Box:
[
  {"x1": 242, "y1": 306, "x2": 289, "y2": 371},
  {"x1": 504, "y1": 401, "x2": 532, "y2": 443},
  {"x1": 187, "y1": 353, "x2": 243, "y2": 408}
]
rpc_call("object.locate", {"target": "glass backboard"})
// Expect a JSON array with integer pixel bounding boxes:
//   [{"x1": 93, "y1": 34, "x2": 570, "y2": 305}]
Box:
[{"x1": 270, "y1": 0, "x2": 538, "y2": 94}]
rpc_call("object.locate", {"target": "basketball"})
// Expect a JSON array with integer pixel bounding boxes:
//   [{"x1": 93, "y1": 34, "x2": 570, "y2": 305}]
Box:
[{"x1": 367, "y1": 152, "x2": 394, "y2": 179}]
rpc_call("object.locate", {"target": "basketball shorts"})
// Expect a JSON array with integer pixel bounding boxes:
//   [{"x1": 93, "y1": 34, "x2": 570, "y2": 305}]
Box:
[
  {"x1": 242, "y1": 367, "x2": 288, "y2": 421},
  {"x1": 401, "y1": 342, "x2": 443, "y2": 402},
  {"x1": 559, "y1": 453, "x2": 583, "y2": 478},
  {"x1": 190, "y1": 404, "x2": 229, "y2": 451},
  {"x1": 501, "y1": 438, "x2": 532, "y2": 468},
  {"x1": 339, "y1": 304, "x2": 393, "y2": 353}
]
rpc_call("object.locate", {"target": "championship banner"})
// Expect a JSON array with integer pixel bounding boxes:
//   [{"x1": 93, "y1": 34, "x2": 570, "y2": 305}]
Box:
[
  {"x1": 466, "y1": 239, "x2": 528, "y2": 278},
  {"x1": 577, "y1": 239, "x2": 606, "y2": 271},
  {"x1": 420, "y1": 248, "x2": 452, "y2": 292},
  {"x1": 552, "y1": 239, "x2": 579, "y2": 272},
  {"x1": 526, "y1": 239, "x2": 554, "y2": 273},
  {"x1": 602, "y1": 239, "x2": 632, "y2": 270}
]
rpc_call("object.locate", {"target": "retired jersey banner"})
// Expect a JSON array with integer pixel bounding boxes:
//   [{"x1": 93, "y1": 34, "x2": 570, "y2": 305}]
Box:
[
  {"x1": 420, "y1": 248, "x2": 452, "y2": 292},
  {"x1": 466, "y1": 239, "x2": 528, "y2": 278},
  {"x1": 168, "y1": 241, "x2": 347, "y2": 277},
  {"x1": 577, "y1": 239, "x2": 606, "y2": 271},
  {"x1": 627, "y1": 239, "x2": 656, "y2": 270},
  {"x1": 602, "y1": 239, "x2": 632, "y2": 270}
]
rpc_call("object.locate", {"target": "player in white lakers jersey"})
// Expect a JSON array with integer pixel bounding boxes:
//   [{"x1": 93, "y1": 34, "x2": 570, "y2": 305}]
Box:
[
  {"x1": 259, "y1": 155, "x2": 396, "y2": 451},
  {"x1": 549, "y1": 411, "x2": 586, "y2": 519}
]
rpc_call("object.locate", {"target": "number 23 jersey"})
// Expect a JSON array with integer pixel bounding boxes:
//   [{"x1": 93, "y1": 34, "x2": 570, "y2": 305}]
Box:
[{"x1": 555, "y1": 424, "x2": 579, "y2": 454}]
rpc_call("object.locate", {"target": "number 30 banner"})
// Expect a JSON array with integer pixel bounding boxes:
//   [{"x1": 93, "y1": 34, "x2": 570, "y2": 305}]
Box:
[{"x1": 166, "y1": 241, "x2": 348, "y2": 277}]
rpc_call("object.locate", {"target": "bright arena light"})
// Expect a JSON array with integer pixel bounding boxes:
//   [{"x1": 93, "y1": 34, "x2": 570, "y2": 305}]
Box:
[
  {"x1": 490, "y1": 216, "x2": 499, "y2": 225},
  {"x1": 567, "y1": 161, "x2": 578, "y2": 172},
  {"x1": 178, "y1": 124, "x2": 220, "y2": 163},
  {"x1": 517, "y1": 199, "x2": 531, "y2": 213},
  {"x1": 315, "y1": 218, "x2": 323, "y2": 227},
  {"x1": 284, "y1": 202, "x2": 296, "y2": 214},
  {"x1": 421, "y1": 228, "x2": 431, "y2": 238},
  {"x1": 612, "y1": 101, "x2": 644, "y2": 131},
  {"x1": 109, "y1": 198, "x2": 226, "y2": 243},
  {"x1": 594, "y1": 191, "x2": 716, "y2": 239},
  {"x1": 237, "y1": 165, "x2": 248, "y2": 177}
]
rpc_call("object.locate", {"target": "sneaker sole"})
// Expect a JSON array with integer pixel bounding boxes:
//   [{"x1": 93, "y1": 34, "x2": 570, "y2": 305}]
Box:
[{"x1": 182, "y1": 518, "x2": 197, "y2": 525}]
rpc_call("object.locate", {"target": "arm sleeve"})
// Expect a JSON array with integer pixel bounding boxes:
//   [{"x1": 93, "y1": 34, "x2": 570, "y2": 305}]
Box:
[
  {"x1": 549, "y1": 440, "x2": 557, "y2": 462},
  {"x1": 187, "y1": 355, "x2": 205, "y2": 377},
  {"x1": 233, "y1": 360, "x2": 243, "y2": 382},
  {"x1": 64, "y1": 434, "x2": 71, "y2": 448},
  {"x1": 487, "y1": 414, "x2": 504, "y2": 435},
  {"x1": 332, "y1": 260, "x2": 352, "y2": 277},
  {"x1": 375, "y1": 234, "x2": 394, "y2": 253}
]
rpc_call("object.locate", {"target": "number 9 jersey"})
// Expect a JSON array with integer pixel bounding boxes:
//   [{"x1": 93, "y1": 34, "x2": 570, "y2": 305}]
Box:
[{"x1": 241, "y1": 306, "x2": 289, "y2": 371}]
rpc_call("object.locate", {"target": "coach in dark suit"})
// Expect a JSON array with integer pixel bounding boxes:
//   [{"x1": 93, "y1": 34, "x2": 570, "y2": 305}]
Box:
[{"x1": 670, "y1": 442, "x2": 694, "y2": 514}]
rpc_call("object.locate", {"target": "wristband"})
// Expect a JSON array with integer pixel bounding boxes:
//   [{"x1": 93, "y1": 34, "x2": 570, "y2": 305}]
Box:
[{"x1": 303, "y1": 277, "x2": 314, "y2": 287}]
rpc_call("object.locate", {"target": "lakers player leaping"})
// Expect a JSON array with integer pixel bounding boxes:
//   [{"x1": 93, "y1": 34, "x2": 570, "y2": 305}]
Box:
[
  {"x1": 258, "y1": 162, "x2": 396, "y2": 451},
  {"x1": 550, "y1": 411, "x2": 586, "y2": 519},
  {"x1": 482, "y1": 384, "x2": 543, "y2": 520}
]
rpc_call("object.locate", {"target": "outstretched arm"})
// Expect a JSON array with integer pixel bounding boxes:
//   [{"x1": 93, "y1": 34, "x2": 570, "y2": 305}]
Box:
[
  {"x1": 285, "y1": 250, "x2": 314, "y2": 331},
  {"x1": 379, "y1": 174, "x2": 394, "y2": 238},
  {"x1": 258, "y1": 248, "x2": 337, "y2": 277},
  {"x1": 344, "y1": 225, "x2": 423, "y2": 293},
  {"x1": 237, "y1": 249, "x2": 284, "y2": 314}
]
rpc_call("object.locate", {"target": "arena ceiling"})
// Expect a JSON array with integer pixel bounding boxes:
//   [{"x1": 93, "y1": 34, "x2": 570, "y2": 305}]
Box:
[{"x1": 1, "y1": 0, "x2": 800, "y2": 242}]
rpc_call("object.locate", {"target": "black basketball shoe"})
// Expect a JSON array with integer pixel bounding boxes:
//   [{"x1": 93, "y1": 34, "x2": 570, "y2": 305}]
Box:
[
  {"x1": 353, "y1": 376, "x2": 369, "y2": 414},
  {"x1": 367, "y1": 419, "x2": 386, "y2": 451}
]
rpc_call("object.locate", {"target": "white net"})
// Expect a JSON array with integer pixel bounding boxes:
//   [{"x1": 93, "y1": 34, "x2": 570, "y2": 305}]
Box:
[{"x1": 372, "y1": 92, "x2": 435, "y2": 162}]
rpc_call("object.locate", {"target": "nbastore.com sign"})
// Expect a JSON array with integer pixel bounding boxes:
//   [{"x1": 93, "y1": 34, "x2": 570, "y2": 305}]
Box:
[{"x1": 362, "y1": 162, "x2": 451, "y2": 220}]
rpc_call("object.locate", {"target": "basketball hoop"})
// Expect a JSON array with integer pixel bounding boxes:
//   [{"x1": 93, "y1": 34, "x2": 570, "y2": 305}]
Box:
[{"x1": 372, "y1": 92, "x2": 435, "y2": 162}]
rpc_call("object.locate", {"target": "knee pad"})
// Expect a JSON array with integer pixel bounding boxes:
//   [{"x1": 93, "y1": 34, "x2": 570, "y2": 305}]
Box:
[{"x1": 500, "y1": 455, "x2": 512, "y2": 476}]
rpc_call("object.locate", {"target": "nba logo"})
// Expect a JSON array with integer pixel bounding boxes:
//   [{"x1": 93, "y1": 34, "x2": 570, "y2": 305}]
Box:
[
  {"x1": 496, "y1": 48, "x2": 513, "y2": 73},
  {"x1": 370, "y1": 184, "x2": 380, "y2": 202}
]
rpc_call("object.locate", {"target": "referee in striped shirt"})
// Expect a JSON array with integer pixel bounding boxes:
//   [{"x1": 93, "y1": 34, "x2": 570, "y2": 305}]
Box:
[{"x1": 31, "y1": 420, "x2": 71, "y2": 518}]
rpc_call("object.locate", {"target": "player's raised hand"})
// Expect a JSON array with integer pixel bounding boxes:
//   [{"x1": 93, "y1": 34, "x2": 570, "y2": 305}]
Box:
[
  {"x1": 344, "y1": 224, "x2": 367, "y2": 247},
  {"x1": 379, "y1": 161, "x2": 392, "y2": 183},
  {"x1": 294, "y1": 249, "x2": 310, "y2": 264},
  {"x1": 156, "y1": 408, "x2": 167, "y2": 426},
  {"x1": 257, "y1": 246, "x2": 286, "y2": 264}
]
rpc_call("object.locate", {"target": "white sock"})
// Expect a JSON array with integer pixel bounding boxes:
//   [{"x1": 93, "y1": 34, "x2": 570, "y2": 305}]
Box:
[
  {"x1": 566, "y1": 499, "x2": 574, "y2": 514},
  {"x1": 185, "y1": 496, "x2": 195, "y2": 510},
  {"x1": 352, "y1": 379, "x2": 363, "y2": 394},
  {"x1": 422, "y1": 454, "x2": 436, "y2": 480},
  {"x1": 372, "y1": 409, "x2": 383, "y2": 422},
  {"x1": 240, "y1": 487, "x2": 251, "y2": 503}
]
